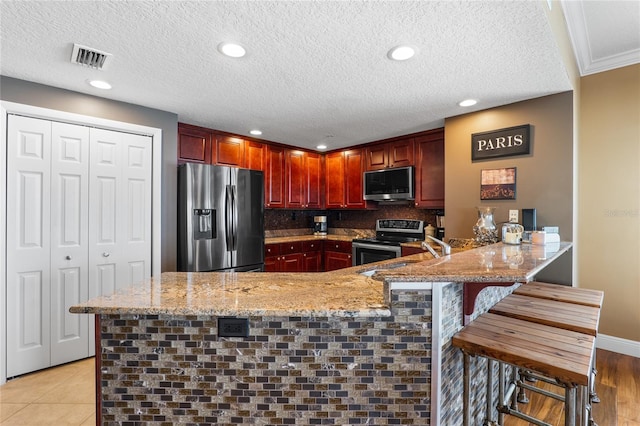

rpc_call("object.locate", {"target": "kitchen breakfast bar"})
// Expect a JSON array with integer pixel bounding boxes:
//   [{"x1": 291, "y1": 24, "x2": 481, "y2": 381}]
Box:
[{"x1": 71, "y1": 242, "x2": 573, "y2": 425}]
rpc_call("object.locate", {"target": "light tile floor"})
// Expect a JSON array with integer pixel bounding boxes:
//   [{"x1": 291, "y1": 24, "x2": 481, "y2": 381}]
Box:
[{"x1": 0, "y1": 358, "x2": 95, "y2": 425}]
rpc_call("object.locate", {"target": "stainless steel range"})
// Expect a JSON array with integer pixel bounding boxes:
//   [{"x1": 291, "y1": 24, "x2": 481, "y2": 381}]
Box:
[{"x1": 352, "y1": 219, "x2": 424, "y2": 266}]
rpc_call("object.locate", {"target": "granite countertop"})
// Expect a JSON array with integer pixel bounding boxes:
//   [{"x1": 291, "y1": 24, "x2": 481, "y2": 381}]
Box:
[
  {"x1": 266, "y1": 234, "x2": 355, "y2": 244},
  {"x1": 70, "y1": 241, "x2": 572, "y2": 318}
]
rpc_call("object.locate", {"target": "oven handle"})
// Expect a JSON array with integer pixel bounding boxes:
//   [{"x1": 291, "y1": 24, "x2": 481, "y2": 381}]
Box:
[{"x1": 352, "y1": 242, "x2": 402, "y2": 252}]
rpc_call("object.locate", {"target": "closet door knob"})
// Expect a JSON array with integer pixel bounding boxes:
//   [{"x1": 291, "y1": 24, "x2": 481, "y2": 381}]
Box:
[
  {"x1": 65, "y1": 255, "x2": 71, "y2": 260},
  {"x1": 102, "y1": 252, "x2": 110, "y2": 257}
]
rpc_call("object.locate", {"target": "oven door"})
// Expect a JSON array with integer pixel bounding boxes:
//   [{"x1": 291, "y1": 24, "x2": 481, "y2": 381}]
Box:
[{"x1": 352, "y1": 242, "x2": 402, "y2": 266}]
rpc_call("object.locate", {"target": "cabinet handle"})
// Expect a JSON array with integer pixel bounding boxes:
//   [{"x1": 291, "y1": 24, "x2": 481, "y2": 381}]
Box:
[
  {"x1": 290, "y1": 246, "x2": 294, "y2": 250},
  {"x1": 102, "y1": 252, "x2": 110, "y2": 257},
  {"x1": 65, "y1": 255, "x2": 71, "y2": 260}
]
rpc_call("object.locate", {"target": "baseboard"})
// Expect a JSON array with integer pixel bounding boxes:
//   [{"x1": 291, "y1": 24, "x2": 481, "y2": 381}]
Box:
[{"x1": 596, "y1": 334, "x2": 640, "y2": 358}]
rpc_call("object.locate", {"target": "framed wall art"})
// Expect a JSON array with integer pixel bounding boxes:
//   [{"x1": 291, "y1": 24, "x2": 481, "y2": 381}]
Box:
[
  {"x1": 471, "y1": 124, "x2": 531, "y2": 161},
  {"x1": 480, "y1": 167, "x2": 516, "y2": 200}
]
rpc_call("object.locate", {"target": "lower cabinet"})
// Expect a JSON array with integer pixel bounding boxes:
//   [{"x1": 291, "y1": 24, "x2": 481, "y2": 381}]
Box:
[
  {"x1": 324, "y1": 240, "x2": 353, "y2": 271},
  {"x1": 265, "y1": 239, "x2": 350, "y2": 272},
  {"x1": 401, "y1": 246, "x2": 425, "y2": 257},
  {"x1": 302, "y1": 240, "x2": 324, "y2": 272},
  {"x1": 265, "y1": 242, "x2": 304, "y2": 272}
]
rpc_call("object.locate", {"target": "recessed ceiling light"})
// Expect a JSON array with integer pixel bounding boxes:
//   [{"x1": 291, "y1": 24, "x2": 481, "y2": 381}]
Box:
[
  {"x1": 387, "y1": 45, "x2": 416, "y2": 61},
  {"x1": 459, "y1": 99, "x2": 477, "y2": 107},
  {"x1": 218, "y1": 42, "x2": 246, "y2": 58},
  {"x1": 87, "y1": 79, "x2": 112, "y2": 90},
  {"x1": 249, "y1": 129, "x2": 262, "y2": 136},
  {"x1": 316, "y1": 144, "x2": 327, "y2": 150}
]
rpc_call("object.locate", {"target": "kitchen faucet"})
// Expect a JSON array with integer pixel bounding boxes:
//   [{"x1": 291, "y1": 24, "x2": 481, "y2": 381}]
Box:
[{"x1": 421, "y1": 235, "x2": 451, "y2": 258}]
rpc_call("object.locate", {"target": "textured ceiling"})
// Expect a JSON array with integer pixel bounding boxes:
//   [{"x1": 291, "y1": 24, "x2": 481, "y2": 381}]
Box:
[{"x1": 0, "y1": 1, "x2": 635, "y2": 151}]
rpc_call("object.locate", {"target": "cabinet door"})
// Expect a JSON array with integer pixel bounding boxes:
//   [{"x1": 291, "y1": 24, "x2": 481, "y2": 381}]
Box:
[
  {"x1": 305, "y1": 152, "x2": 323, "y2": 209},
  {"x1": 344, "y1": 149, "x2": 367, "y2": 209},
  {"x1": 389, "y1": 138, "x2": 414, "y2": 168},
  {"x1": 414, "y1": 129, "x2": 445, "y2": 208},
  {"x1": 365, "y1": 144, "x2": 387, "y2": 171},
  {"x1": 325, "y1": 151, "x2": 345, "y2": 208},
  {"x1": 265, "y1": 145, "x2": 286, "y2": 208},
  {"x1": 324, "y1": 251, "x2": 352, "y2": 271},
  {"x1": 303, "y1": 252, "x2": 323, "y2": 272},
  {"x1": 281, "y1": 253, "x2": 303, "y2": 272},
  {"x1": 215, "y1": 135, "x2": 245, "y2": 167},
  {"x1": 285, "y1": 150, "x2": 306, "y2": 208},
  {"x1": 401, "y1": 246, "x2": 425, "y2": 257},
  {"x1": 178, "y1": 124, "x2": 212, "y2": 164},
  {"x1": 264, "y1": 256, "x2": 280, "y2": 272},
  {"x1": 245, "y1": 140, "x2": 266, "y2": 171}
]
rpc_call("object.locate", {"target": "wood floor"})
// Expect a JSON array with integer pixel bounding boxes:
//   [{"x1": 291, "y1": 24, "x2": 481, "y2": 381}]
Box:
[
  {"x1": 0, "y1": 349, "x2": 637, "y2": 425},
  {"x1": 504, "y1": 349, "x2": 640, "y2": 426}
]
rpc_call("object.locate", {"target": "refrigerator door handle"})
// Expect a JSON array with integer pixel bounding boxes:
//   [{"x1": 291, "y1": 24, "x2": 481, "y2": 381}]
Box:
[
  {"x1": 232, "y1": 185, "x2": 238, "y2": 250},
  {"x1": 225, "y1": 184, "x2": 233, "y2": 250}
]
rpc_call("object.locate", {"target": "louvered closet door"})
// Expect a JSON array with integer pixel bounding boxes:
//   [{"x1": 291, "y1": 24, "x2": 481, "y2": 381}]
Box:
[
  {"x1": 50, "y1": 122, "x2": 90, "y2": 365},
  {"x1": 6, "y1": 115, "x2": 52, "y2": 377},
  {"x1": 88, "y1": 129, "x2": 151, "y2": 298}
]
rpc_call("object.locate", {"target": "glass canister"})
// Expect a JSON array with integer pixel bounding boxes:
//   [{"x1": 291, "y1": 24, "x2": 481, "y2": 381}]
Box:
[
  {"x1": 473, "y1": 207, "x2": 498, "y2": 245},
  {"x1": 502, "y1": 223, "x2": 524, "y2": 245}
]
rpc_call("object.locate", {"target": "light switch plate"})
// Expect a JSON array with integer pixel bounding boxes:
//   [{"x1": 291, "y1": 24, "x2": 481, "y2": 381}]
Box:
[{"x1": 509, "y1": 209, "x2": 519, "y2": 223}]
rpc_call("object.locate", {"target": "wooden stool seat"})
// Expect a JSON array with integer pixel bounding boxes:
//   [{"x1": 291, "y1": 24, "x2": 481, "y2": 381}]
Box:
[
  {"x1": 489, "y1": 293, "x2": 600, "y2": 336},
  {"x1": 453, "y1": 312, "x2": 594, "y2": 386},
  {"x1": 514, "y1": 281, "x2": 603, "y2": 308}
]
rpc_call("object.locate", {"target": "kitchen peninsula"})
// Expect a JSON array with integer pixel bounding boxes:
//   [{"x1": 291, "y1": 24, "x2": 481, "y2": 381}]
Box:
[{"x1": 71, "y1": 242, "x2": 572, "y2": 425}]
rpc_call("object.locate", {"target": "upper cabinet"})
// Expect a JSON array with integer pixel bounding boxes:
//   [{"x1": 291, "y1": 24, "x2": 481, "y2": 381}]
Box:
[
  {"x1": 265, "y1": 145, "x2": 286, "y2": 208},
  {"x1": 325, "y1": 149, "x2": 369, "y2": 209},
  {"x1": 215, "y1": 135, "x2": 245, "y2": 167},
  {"x1": 178, "y1": 123, "x2": 212, "y2": 164},
  {"x1": 244, "y1": 140, "x2": 266, "y2": 172},
  {"x1": 414, "y1": 128, "x2": 445, "y2": 209},
  {"x1": 365, "y1": 138, "x2": 414, "y2": 170},
  {"x1": 178, "y1": 123, "x2": 444, "y2": 210},
  {"x1": 285, "y1": 150, "x2": 324, "y2": 209}
]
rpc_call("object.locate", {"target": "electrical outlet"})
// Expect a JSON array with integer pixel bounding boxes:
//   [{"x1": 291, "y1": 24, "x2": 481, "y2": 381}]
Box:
[
  {"x1": 509, "y1": 210, "x2": 519, "y2": 223},
  {"x1": 218, "y1": 317, "x2": 249, "y2": 337}
]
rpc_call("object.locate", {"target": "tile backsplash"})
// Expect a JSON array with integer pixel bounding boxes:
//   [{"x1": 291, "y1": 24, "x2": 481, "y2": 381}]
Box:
[{"x1": 265, "y1": 206, "x2": 443, "y2": 232}]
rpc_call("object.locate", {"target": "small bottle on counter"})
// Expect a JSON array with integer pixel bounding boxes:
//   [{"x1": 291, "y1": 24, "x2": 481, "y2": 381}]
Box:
[{"x1": 425, "y1": 223, "x2": 436, "y2": 239}]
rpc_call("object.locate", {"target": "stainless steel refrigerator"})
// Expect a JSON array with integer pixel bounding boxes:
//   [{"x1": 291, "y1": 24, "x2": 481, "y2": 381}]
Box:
[{"x1": 178, "y1": 163, "x2": 264, "y2": 272}]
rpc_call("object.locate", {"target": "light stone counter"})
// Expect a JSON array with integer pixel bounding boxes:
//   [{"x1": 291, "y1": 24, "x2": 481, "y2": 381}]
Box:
[{"x1": 70, "y1": 242, "x2": 572, "y2": 317}]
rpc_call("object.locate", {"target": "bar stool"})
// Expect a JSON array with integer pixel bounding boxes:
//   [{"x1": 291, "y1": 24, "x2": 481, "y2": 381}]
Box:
[
  {"x1": 453, "y1": 312, "x2": 595, "y2": 426},
  {"x1": 512, "y1": 282, "x2": 604, "y2": 403},
  {"x1": 489, "y1": 292, "x2": 601, "y2": 425}
]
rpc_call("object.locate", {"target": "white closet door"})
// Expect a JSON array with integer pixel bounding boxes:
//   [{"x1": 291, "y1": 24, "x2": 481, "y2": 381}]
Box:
[
  {"x1": 6, "y1": 115, "x2": 52, "y2": 377},
  {"x1": 50, "y1": 122, "x2": 90, "y2": 365},
  {"x1": 120, "y1": 132, "x2": 152, "y2": 286},
  {"x1": 88, "y1": 128, "x2": 152, "y2": 298}
]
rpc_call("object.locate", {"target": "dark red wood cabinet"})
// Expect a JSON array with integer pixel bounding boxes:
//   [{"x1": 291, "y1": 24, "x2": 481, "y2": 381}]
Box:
[
  {"x1": 215, "y1": 135, "x2": 245, "y2": 167},
  {"x1": 401, "y1": 246, "x2": 424, "y2": 257},
  {"x1": 414, "y1": 128, "x2": 445, "y2": 208},
  {"x1": 323, "y1": 240, "x2": 352, "y2": 271},
  {"x1": 326, "y1": 149, "x2": 368, "y2": 209},
  {"x1": 365, "y1": 138, "x2": 414, "y2": 170},
  {"x1": 302, "y1": 240, "x2": 323, "y2": 272},
  {"x1": 285, "y1": 150, "x2": 323, "y2": 209},
  {"x1": 265, "y1": 145, "x2": 286, "y2": 208},
  {"x1": 178, "y1": 123, "x2": 212, "y2": 164},
  {"x1": 244, "y1": 140, "x2": 266, "y2": 171}
]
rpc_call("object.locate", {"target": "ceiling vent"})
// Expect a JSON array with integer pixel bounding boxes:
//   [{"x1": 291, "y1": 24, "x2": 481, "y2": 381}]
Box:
[{"x1": 70, "y1": 43, "x2": 112, "y2": 70}]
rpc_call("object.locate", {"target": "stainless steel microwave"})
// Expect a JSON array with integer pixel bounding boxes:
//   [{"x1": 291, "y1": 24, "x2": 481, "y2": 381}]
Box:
[{"x1": 363, "y1": 166, "x2": 415, "y2": 201}]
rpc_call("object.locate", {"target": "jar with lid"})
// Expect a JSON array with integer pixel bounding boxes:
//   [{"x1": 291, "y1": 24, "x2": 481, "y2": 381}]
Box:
[
  {"x1": 425, "y1": 223, "x2": 436, "y2": 239},
  {"x1": 502, "y1": 223, "x2": 524, "y2": 245},
  {"x1": 473, "y1": 207, "x2": 498, "y2": 245}
]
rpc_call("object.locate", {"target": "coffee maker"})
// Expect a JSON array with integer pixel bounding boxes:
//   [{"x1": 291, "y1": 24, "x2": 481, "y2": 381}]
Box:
[
  {"x1": 313, "y1": 216, "x2": 327, "y2": 236},
  {"x1": 435, "y1": 214, "x2": 445, "y2": 240}
]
